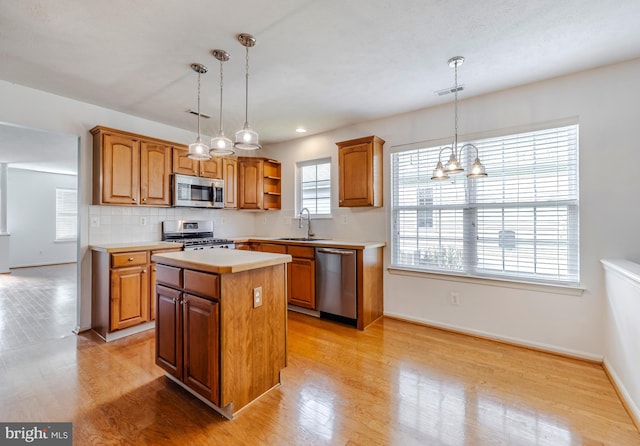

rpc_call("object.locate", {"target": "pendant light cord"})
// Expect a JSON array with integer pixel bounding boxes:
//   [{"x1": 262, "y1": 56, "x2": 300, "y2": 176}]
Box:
[
  {"x1": 219, "y1": 60, "x2": 224, "y2": 133},
  {"x1": 244, "y1": 45, "x2": 249, "y2": 126},
  {"x1": 196, "y1": 70, "x2": 202, "y2": 142},
  {"x1": 453, "y1": 62, "x2": 459, "y2": 157}
]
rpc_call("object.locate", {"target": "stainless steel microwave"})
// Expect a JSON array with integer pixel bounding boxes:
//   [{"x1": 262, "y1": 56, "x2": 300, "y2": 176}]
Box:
[{"x1": 172, "y1": 174, "x2": 224, "y2": 208}]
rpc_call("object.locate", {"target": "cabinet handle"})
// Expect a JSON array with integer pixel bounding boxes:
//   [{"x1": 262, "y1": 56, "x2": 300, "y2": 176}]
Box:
[
  {"x1": 142, "y1": 197, "x2": 147, "y2": 202},
  {"x1": 128, "y1": 257, "x2": 134, "y2": 261},
  {"x1": 132, "y1": 198, "x2": 136, "y2": 202},
  {"x1": 142, "y1": 269, "x2": 147, "y2": 273},
  {"x1": 152, "y1": 267, "x2": 156, "y2": 272}
]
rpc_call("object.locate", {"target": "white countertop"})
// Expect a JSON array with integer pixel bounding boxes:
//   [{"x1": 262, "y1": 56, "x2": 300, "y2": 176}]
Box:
[
  {"x1": 90, "y1": 241, "x2": 183, "y2": 253},
  {"x1": 152, "y1": 249, "x2": 292, "y2": 274}
]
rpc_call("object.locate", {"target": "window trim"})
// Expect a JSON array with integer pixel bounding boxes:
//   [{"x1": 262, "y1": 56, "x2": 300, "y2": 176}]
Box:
[
  {"x1": 55, "y1": 187, "x2": 78, "y2": 242},
  {"x1": 390, "y1": 120, "x2": 580, "y2": 287},
  {"x1": 295, "y1": 157, "x2": 332, "y2": 218}
]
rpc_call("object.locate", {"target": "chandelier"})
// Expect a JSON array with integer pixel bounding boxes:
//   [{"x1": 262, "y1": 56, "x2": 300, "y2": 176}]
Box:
[
  {"x1": 431, "y1": 56, "x2": 487, "y2": 180},
  {"x1": 187, "y1": 63, "x2": 211, "y2": 160},
  {"x1": 234, "y1": 33, "x2": 261, "y2": 151},
  {"x1": 209, "y1": 49, "x2": 235, "y2": 156}
]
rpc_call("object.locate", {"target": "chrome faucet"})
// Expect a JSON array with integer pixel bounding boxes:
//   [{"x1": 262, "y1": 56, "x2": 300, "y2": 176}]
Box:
[{"x1": 299, "y1": 207, "x2": 314, "y2": 239}]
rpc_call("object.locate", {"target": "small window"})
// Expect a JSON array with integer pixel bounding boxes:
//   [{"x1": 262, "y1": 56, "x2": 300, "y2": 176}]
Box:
[
  {"x1": 56, "y1": 188, "x2": 77, "y2": 241},
  {"x1": 297, "y1": 158, "x2": 331, "y2": 216}
]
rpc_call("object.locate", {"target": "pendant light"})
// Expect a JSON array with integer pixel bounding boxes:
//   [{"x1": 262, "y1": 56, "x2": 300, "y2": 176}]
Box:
[
  {"x1": 187, "y1": 63, "x2": 211, "y2": 160},
  {"x1": 431, "y1": 56, "x2": 487, "y2": 180},
  {"x1": 209, "y1": 49, "x2": 235, "y2": 156},
  {"x1": 234, "y1": 33, "x2": 261, "y2": 151}
]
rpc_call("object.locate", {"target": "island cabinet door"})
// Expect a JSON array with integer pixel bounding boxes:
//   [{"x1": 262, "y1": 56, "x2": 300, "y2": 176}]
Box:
[
  {"x1": 156, "y1": 285, "x2": 183, "y2": 379},
  {"x1": 182, "y1": 293, "x2": 220, "y2": 405}
]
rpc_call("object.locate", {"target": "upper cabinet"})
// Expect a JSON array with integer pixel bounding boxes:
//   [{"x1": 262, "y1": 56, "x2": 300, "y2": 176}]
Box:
[
  {"x1": 91, "y1": 126, "x2": 171, "y2": 206},
  {"x1": 336, "y1": 135, "x2": 384, "y2": 207},
  {"x1": 237, "y1": 157, "x2": 281, "y2": 210},
  {"x1": 172, "y1": 147, "x2": 223, "y2": 179},
  {"x1": 222, "y1": 157, "x2": 238, "y2": 209}
]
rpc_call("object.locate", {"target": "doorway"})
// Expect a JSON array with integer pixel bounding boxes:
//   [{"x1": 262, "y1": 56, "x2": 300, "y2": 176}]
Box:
[{"x1": 0, "y1": 122, "x2": 80, "y2": 348}]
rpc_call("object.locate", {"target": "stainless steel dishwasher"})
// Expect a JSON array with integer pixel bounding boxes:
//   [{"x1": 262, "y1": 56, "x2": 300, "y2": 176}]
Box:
[{"x1": 315, "y1": 247, "x2": 357, "y2": 325}]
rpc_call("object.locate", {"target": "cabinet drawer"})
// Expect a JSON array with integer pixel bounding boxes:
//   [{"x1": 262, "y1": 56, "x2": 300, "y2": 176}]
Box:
[
  {"x1": 287, "y1": 245, "x2": 315, "y2": 259},
  {"x1": 155, "y1": 264, "x2": 182, "y2": 288},
  {"x1": 183, "y1": 269, "x2": 219, "y2": 299},
  {"x1": 111, "y1": 251, "x2": 149, "y2": 268},
  {"x1": 260, "y1": 243, "x2": 287, "y2": 254}
]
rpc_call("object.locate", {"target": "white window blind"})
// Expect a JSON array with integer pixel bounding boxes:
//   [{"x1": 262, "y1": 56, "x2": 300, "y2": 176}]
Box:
[
  {"x1": 298, "y1": 158, "x2": 331, "y2": 215},
  {"x1": 391, "y1": 125, "x2": 579, "y2": 286},
  {"x1": 56, "y1": 188, "x2": 77, "y2": 241}
]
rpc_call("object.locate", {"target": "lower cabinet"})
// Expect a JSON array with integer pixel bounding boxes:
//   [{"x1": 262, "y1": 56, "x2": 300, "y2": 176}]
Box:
[
  {"x1": 91, "y1": 245, "x2": 182, "y2": 341},
  {"x1": 156, "y1": 284, "x2": 220, "y2": 405},
  {"x1": 260, "y1": 243, "x2": 315, "y2": 309}
]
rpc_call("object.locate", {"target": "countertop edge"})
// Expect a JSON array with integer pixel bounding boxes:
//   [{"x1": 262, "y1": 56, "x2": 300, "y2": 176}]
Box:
[
  {"x1": 152, "y1": 251, "x2": 292, "y2": 274},
  {"x1": 90, "y1": 242, "x2": 183, "y2": 253},
  {"x1": 237, "y1": 237, "x2": 386, "y2": 250}
]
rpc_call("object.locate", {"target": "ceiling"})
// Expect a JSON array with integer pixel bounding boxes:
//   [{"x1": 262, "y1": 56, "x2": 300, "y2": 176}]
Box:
[{"x1": 2, "y1": 0, "x2": 640, "y2": 174}]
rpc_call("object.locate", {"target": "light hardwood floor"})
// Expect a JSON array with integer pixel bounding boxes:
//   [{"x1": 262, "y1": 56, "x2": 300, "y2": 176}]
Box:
[{"x1": 1, "y1": 266, "x2": 639, "y2": 445}]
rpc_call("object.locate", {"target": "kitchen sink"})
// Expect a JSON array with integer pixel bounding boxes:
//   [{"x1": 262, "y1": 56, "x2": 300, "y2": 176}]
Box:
[{"x1": 276, "y1": 237, "x2": 325, "y2": 241}]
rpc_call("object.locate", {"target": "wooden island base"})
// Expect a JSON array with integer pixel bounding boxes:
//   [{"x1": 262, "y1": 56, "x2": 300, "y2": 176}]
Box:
[{"x1": 152, "y1": 249, "x2": 291, "y2": 419}]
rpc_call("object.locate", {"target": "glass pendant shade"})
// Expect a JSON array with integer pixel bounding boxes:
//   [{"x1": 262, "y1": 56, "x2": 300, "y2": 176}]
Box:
[
  {"x1": 431, "y1": 160, "x2": 449, "y2": 180},
  {"x1": 210, "y1": 131, "x2": 235, "y2": 156},
  {"x1": 445, "y1": 153, "x2": 464, "y2": 174},
  {"x1": 235, "y1": 123, "x2": 261, "y2": 150},
  {"x1": 467, "y1": 157, "x2": 488, "y2": 178},
  {"x1": 188, "y1": 138, "x2": 211, "y2": 160}
]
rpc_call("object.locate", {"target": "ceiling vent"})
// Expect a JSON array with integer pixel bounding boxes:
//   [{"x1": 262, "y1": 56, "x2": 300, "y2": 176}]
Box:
[
  {"x1": 435, "y1": 85, "x2": 464, "y2": 96},
  {"x1": 187, "y1": 109, "x2": 211, "y2": 119}
]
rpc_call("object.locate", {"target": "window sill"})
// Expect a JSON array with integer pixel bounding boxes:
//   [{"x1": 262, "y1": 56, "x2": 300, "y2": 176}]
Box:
[
  {"x1": 55, "y1": 239, "x2": 77, "y2": 244},
  {"x1": 387, "y1": 266, "x2": 585, "y2": 296}
]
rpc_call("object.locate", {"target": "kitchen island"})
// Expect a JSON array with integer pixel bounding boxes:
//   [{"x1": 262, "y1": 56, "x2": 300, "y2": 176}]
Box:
[{"x1": 151, "y1": 249, "x2": 291, "y2": 419}]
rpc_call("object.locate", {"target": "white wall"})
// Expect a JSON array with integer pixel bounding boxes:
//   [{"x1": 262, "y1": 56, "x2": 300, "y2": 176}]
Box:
[
  {"x1": 265, "y1": 58, "x2": 640, "y2": 360},
  {"x1": 7, "y1": 168, "x2": 77, "y2": 267},
  {"x1": 0, "y1": 80, "x2": 257, "y2": 331}
]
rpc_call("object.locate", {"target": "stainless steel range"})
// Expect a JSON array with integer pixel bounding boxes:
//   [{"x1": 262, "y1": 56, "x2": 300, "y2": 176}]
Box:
[{"x1": 162, "y1": 220, "x2": 235, "y2": 250}]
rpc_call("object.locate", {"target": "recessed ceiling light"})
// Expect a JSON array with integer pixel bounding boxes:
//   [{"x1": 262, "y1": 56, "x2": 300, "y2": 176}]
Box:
[{"x1": 295, "y1": 127, "x2": 307, "y2": 133}]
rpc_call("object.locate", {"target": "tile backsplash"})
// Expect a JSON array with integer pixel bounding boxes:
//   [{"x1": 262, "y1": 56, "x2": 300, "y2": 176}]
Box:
[{"x1": 88, "y1": 206, "x2": 255, "y2": 244}]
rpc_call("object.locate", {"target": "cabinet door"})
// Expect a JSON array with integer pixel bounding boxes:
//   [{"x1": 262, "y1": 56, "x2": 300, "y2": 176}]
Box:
[
  {"x1": 238, "y1": 158, "x2": 263, "y2": 209},
  {"x1": 140, "y1": 141, "x2": 171, "y2": 206},
  {"x1": 172, "y1": 147, "x2": 198, "y2": 176},
  {"x1": 199, "y1": 157, "x2": 223, "y2": 179},
  {"x1": 110, "y1": 265, "x2": 149, "y2": 331},
  {"x1": 288, "y1": 258, "x2": 316, "y2": 309},
  {"x1": 222, "y1": 157, "x2": 238, "y2": 209},
  {"x1": 156, "y1": 285, "x2": 182, "y2": 379},
  {"x1": 182, "y1": 294, "x2": 220, "y2": 405},
  {"x1": 102, "y1": 133, "x2": 140, "y2": 205},
  {"x1": 339, "y1": 142, "x2": 372, "y2": 207}
]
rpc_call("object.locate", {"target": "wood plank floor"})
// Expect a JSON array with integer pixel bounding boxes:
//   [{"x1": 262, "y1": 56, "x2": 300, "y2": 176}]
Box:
[{"x1": 1, "y1": 267, "x2": 639, "y2": 445}]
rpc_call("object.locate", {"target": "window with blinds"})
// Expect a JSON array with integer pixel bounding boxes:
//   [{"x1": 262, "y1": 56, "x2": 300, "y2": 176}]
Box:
[
  {"x1": 391, "y1": 125, "x2": 579, "y2": 286},
  {"x1": 56, "y1": 188, "x2": 77, "y2": 241},
  {"x1": 298, "y1": 158, "x2": 331, "y2": 216}
]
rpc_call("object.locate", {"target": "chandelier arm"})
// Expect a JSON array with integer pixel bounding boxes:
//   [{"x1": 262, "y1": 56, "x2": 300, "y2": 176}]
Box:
[
  {"x1": 460, "y1": 143, "x2": 480, "y2": 158},
  {"x1": 244, "y1": 45, "x2": 249, "y2": 125},
  {"x1": 438, "y1": 146, "x2": 453, "y2": 162}
]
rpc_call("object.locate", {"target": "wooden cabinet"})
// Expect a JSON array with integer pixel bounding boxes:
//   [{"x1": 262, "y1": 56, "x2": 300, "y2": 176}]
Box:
[
  {"x1": 91, "y1": 245, "x2": 181, "y2": 341},
  {"x1": 237, "y1": 157, "x2": 281, "y2": 210},
  {"x1": 172, "y1": 147, "x2": 223, "y2": 179},
  {"x1": 156, "y1": 281, "x2": 220, "y2": 405},
  {"x1": 92, "y1": 249, "x2": 150, "y2": 340},
  {"x1": 91, "y1": 126, "x2": 172, "y2": 206},
  {"x1": 337, "y1": 135, "x2": 384, "y2": 207},
  {"x1": 150, "y1": 247, "x2": 182, "y2": 321},
  {"x1": 287, "y1": 245, "x2": 315, "y2": 309},
  {"x1": 153, "y1": 260, "x2": 289, "y2": 417},
  {"x1": 222, "y1": 157, "x2": 238, "y2": 209},
  {"x1": 261, "y1": 243, "x2": 315, "y2": 309}
]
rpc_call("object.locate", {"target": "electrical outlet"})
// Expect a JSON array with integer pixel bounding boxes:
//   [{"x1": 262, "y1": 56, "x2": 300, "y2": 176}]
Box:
[
  {"x1": 253, "y1": 286, "x2": 263, "y2": 308},
  {"x1": 140, "y1": 216, "x2": 147, "y2": 226},
  {"x1": 91, "y1": 217, "x2": 100, "y2": 228},
  {"x1": 341, "y1": 215, "x2": 348, "y2": 224},
  {"x1": 450, "y1": 292, "x2": 460, "y2": 306}
]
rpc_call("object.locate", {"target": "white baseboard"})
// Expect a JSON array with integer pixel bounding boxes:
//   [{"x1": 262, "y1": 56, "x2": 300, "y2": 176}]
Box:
[{"x1": 603, "y1": 357, "x2": 640, "y2": 430}]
